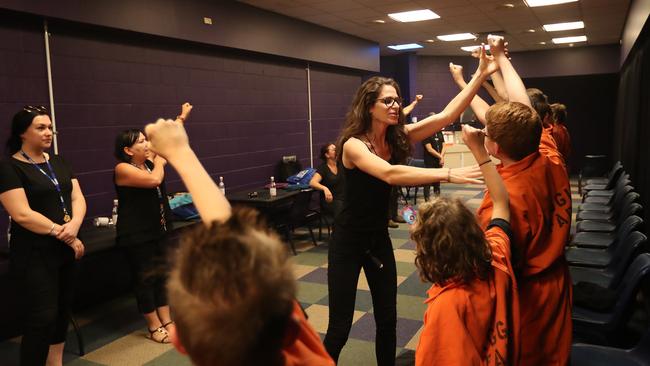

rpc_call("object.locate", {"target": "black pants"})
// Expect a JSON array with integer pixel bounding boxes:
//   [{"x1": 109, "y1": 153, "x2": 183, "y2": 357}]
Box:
[
  {"x1": 423, "y1": 159, "x2": 441, "y2": 200},
  {"x1": 16, "y1": 248, "x2": 76, "y2": 366},
  {"x1": 388, "y1": 186, "x2": 398, "y2": 220},
  {"x1": 324, "y1": 227, "x2": 397, "y2": 366},
  {"x1": 123, "y1": 239, "x2": 168, "y2": 314}
]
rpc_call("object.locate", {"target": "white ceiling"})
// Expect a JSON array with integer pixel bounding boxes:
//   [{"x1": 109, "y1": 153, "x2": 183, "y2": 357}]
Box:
[{"x1": 238, "y1": 0, "x2": 630, "y2": 55}]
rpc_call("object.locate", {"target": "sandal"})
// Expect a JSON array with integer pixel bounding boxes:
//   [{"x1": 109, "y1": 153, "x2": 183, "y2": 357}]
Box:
[
  {"x1": 147, "y1": 326, "x2": 170, "y2": 344},
  {"x1": 162, "y1": 320, "x2": 175, "y2": 333}
]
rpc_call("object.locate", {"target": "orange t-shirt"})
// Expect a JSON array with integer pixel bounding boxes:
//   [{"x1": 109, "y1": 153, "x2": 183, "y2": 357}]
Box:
[
  {"x1": 415, "y1": 225, "x2": 520, "y2": 366},
  {"x1": 283, "y1": 301, "x2": 335, "y2": 366},
  {"x1": 552, "y1": 124, "x2": 571, "y2": 162},
  {"x1": 476, "y1": 127, "x2": 572, "y2": 365}
]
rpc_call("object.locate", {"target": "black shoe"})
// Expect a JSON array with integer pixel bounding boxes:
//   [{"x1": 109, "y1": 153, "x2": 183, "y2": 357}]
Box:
[
  {"x1": 388, "y1": 219, "x2": 399, "y2": 228},
  {"x1": 392, "y1": 215, "x2": 407, "y2": 223}
]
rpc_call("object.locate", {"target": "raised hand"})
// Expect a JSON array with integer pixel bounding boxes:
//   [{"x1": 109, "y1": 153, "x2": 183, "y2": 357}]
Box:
[
  {"x1": 415, "y1": 94, "x2": 423, "y2": 102},
  {"x1": 145, "y1": 119, "x2": 191, "y2": 161},
  {"x1": 476, "y1": 44, "x2": 499, "y2": 77},
  {"x1": 449, "y1": 63, "x2": 465, "y2": 85},
  {"x1": 177, "y1": 102, "x2": 193, "y2": 124},
  {"x1": 487, "y1": 35, "x2": 506, "y2": 59},
  {"x1": 461, "y1": 125, "x2": 487, "y2": 155}
]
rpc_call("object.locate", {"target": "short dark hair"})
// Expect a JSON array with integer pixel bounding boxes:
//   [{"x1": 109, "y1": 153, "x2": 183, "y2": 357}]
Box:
[
  {"x1": 411, "y1": 198, "x2": 492, "y2": 286},
  {"x1": 6, "y1": 106, "x2": 50, "y2": 155},
  {"x1": 168, "y1": 207, "x2": 296, "y2": 366},
  {"x1": 114, "y1": 129, "x2": 142, "y2": 162},
  {"x1": 550, "y1": 103, "x2": 567, "y2": 125},
  {"x1": 319, "y1": 142, "x2": 335, "y2": 161}
]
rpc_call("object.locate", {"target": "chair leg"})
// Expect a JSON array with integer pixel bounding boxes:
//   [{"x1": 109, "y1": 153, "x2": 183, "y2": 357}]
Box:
[
  {"x1": 69, "y1": 311, "x2": 85, "y2": 356},
  {"x1": 308, "y1": 226, "x2": 317, "y2": 247},
  {"x1": 318, "y1": 217, "x2": 323, "y2": 241}
]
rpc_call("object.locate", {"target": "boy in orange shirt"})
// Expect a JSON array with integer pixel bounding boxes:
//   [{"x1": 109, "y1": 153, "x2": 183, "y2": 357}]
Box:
[
  {"x1": 143, "y1": 118, "x2": 334, "y2": 366},
  {"x1": 451, "y1": 36, "x2": 572, "y2": 365},
  {"x1": 412, "y1": 123, "x2": 519, "y2": 365}
]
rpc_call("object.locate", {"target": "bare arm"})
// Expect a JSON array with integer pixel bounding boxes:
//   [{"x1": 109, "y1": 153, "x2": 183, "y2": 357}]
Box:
[
  {"x1": 490, "y1": 71, "x2": 509, "y2": 101},
  {"x1": 489, "y1": 36, "x2": 530, "y2": 108},
  {"x1": 424, "y1": 143, "x2": 443, "y2": 159},
  {"x1": 0, "y1": 188, "x2": 65, "y2": 235},
  {"x1": 145, "y1": 119, "x2": 231, "y2": 224},
  {"x1": 343, "y1": 137, "x2": 482, "y2": 186},
  {"x1": 482, "y1": 80, "x2": 504, "y2": 103},
  {"x1": 449, "y1": 63, "x2": 492, "y2": 125},
  {"x1": 114, "y1": 157, "x2": 166, "y2": 188},
  {"x1": 406, "y1": 61, "x2": 494, "y2": 142},
  {"x1": 309, "y1": 172, "x2": 333, "y2": 202},
  {"x1": 402, "y1": 94, "x2": 422, "y2": 116},
  {"x1": 462, "y1": 125, "x2": 509, "y2": 222}
]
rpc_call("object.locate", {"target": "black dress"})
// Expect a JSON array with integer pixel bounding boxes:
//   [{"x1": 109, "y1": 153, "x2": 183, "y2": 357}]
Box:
[
  {"x1": 324, "y1": 152, "x2": 397, "y2": 366},
  {"x1": 316, "y1": 161, "x2": 345, "y2": 218},
  {"x1": 0, "y1": 155, "x2": 77, "y2": 365},
  {"x1": 115, "y1": 159, "x2": 172, "y2": 314}
]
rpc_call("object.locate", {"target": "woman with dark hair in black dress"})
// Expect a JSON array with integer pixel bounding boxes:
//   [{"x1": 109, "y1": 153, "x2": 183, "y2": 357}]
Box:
[{"x1": 0, "y1": 106, "x2": 86, "y2": 366}]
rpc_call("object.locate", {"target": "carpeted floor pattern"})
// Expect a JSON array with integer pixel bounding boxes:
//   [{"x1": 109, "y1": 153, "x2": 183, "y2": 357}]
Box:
[{"x1": 0, "y1": 180, "x2": 583, "y2": 366}]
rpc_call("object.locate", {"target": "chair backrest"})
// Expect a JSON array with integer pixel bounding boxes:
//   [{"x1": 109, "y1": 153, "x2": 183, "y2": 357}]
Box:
[
  {"x1": 605, "y1": 162, "x2": 624, "y2": 189},
  {"x1": 289, "y1": 190, "x2": 314, "y2": 222},
  {"x1": 611, "y1": 215, "x2": 644, "y2": 250},
  {"x1": 631, "y1": 324, "x2": 650, "y2": 360},
  {"x1": 615, "y1": 200, "x2": 643, "y2": 226},
  {"x1": 607, "y1": 254, "x2": 650, "y2": 331},
  {"x1": 608, "y1": 184, "x2": 633, "y2": 206},
  {"x1": 612, "y1": 189, "x2": 638, "y2": 218},
  {"x1": 608, "y1": 231, "x2": 647, "y2": 288}
]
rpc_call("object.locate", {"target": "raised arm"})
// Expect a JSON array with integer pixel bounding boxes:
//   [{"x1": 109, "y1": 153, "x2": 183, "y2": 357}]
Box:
[
  {"x1": 402, "y1": 94, "x2": 423, "y2": 116},
  {"x1": 114, "y1": 155, "x2": 167, "y2": 188},
  {"x1": 488, "y1": 36, "x2": 530, "y2": 108},
  {"x1": 461, "y1": 125, "x2": 509, "y2": 222},
  {"x1": 482, "y1": 80, "x2": 504, "y2": 103},
  {"x1": 342, "y1": 137, "x2": 482, "y2": 186},
  {"x1": 145, "y1": 119, "x2": 231, "y2": 224},
  {"x1": 449, "y1": 63, "x2": 491, "y2": 125},
  {"x1": 489, "y1": 71, "x2": 509, "y2": 101},
  {"x1": 175, "y1": 102, "x2": 193, "y2": 124}
]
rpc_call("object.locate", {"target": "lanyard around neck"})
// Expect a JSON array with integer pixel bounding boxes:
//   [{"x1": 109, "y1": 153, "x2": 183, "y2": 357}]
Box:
[{"x1": 20, "y1": 151, "x2": 71, "y2": 222}]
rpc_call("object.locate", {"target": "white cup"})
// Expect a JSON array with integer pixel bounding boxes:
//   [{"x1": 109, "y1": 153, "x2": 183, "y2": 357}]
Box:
[{"x1": 93, "y1": 217, "x2": 111, "y2": 227}]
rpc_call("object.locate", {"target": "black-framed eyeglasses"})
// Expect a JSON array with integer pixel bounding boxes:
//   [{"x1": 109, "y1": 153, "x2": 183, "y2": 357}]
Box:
[
  {"x1": 23, "y1": 105, "x2": 49, "y2": 114},
  {"x1": 376, "y1": 97, "x2": 403, "y2": 108}
]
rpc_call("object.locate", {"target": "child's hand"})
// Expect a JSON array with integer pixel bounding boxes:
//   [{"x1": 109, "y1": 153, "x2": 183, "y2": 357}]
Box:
[{"x1": 145, "y1": 118, "x2": 191, "y2": 161}]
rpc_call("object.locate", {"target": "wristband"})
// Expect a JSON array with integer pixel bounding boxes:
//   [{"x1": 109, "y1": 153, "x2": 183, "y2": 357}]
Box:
[
  {"x1": 176, "y1": 115, "x2": 186, "y2": 122},
  {"x1": 479, "y1": 159, "x2": 492, "y2": 167},
  {"x1": 48, "y1": 223, "x2": 56, "y2": 236}
]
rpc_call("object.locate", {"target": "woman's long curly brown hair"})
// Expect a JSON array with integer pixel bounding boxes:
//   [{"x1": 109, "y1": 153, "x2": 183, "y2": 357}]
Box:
[
  {"x1": 411, "y1": 198, "x2": 492, "y2": 286},
  {"x1": 337, "y1": 76, "x2": 412, "y2": 164}
]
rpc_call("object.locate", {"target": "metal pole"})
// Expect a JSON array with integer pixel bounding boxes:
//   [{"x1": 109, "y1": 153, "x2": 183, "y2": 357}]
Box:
[
  {"x1": 43, "y1": 20, "x2": 58, "y2": 154},
  {"x1": 306, "y1": 65, "x2": 313, "y2": 168}
]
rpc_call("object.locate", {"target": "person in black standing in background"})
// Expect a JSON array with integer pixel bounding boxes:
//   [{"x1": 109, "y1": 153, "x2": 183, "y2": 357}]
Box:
[
  {"x1": 422, "y1": 115, "x2": 446, "y2": 200},
  {"x1": 310, "y1": 143, "x2": 345, "y2": 219},
  {"x1": 0, "y1": 106, "x2": 86, "y2": 366},
  {"x1": 113, "y1": 103, "x2": 192, "y2": 343}
]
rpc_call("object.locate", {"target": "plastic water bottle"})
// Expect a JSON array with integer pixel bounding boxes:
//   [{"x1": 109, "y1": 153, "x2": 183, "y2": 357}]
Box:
[
  {"x1": 219, "y1": 176, "x2": 225, "y2": 195},
  {"x1": 269, "y1": 176, "x2": 277, "y2": 197},
  {"x1": 111, "y1": 199, "x2": 119, "y2": 226}
]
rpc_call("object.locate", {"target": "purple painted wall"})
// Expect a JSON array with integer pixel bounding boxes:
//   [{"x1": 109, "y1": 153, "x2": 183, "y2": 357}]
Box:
[{"x1": 0, "y1": 16, "x2": 362, "y2": 251}]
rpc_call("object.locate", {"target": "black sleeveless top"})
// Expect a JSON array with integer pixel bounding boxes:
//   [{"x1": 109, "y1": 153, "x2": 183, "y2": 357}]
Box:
[
  {"x1": 115, "y1": 160, "x2": 172, "y2": 246},
  {"x1": 335, "y1": 162, "x2": 391, "y2": 232}
]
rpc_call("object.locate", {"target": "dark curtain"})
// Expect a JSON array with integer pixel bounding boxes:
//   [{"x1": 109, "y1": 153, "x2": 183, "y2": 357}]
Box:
[{"x1": 615, "y1": 24, "x2": 650, "y2": 227}]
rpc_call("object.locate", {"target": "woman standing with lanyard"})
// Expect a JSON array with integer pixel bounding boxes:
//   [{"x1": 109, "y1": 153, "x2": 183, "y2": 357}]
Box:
[
  {"x1": 0, "y1": 106, "x2": 86, "y2": 366},
  {"x1": 324, "y1": 47, "x2": 497, "y2": 365},
  {"x1": 113, "y1": 103, "x2": 191, "y2": 343}
]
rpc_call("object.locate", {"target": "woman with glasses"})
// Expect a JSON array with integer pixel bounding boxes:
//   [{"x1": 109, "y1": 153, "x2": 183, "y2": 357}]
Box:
[
  {"x1": 0, "y1": 106, "x2": 86, "y2": 365},
  {"x1": 113, "y1": 103, "x2": 192, "y2": 343},
  {"x1": 323, "y1": 47, "x2": 498, "y2": 365}
]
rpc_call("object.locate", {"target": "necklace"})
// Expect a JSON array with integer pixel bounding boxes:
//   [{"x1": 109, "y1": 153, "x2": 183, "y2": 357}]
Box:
[{"x1": 365, "y1": 133, "x2": 379, "y2": 156}]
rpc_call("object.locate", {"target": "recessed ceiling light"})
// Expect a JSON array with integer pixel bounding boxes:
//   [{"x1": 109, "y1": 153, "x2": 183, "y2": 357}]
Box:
[
  {"x1": 569, "y1": 43, "x2": 574, "y2": 47},
  {"x1": 388, "y1": 9, "x2": 440, "y2": 23},
  {"x1": 461, "y1": 45, "x2": 490, "y2": 52},
  {"x1": 437, "y1": 33, "x2": 477, "y2": 42},
  {"x1": 552, "y1": 35, "x2": 587, "y2": 44},
  {"x1": 424, "y1": 39, "x2": 436, "y2": 43},
  {"x1": 371, "y1": 19, "x2": 386, "y2": 24},
  {"x1": 524, "y1": 0, "x2": 578, "y2": 7},
  {"x1": 543, "y1": 21, "x2": 584, "y2": 32},
  {"x1": 539, "y1": 41, "x2": 547, "y2": 45},
  {"x1": 496, "y1": 3, "x2": 515, "y2": 9},
  {"x1": 525, "y1": 29, "x2": 536, "y2": 33},
  {"x1": 387, "y1": 43, "x2": 424, "y2": 50}
]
